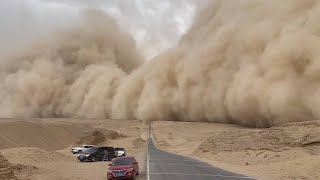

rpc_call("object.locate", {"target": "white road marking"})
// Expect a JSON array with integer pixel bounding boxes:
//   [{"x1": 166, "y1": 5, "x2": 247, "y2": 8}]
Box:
[
  {"x1": 147, "y1": 147, "x2": 150, "y2": 180},
  {"x1": 150, "y1": 172, "x2": 254, "y2": 179},
  {"x1": 146, "y1": 122, "x2": 151, "y2": 180}
]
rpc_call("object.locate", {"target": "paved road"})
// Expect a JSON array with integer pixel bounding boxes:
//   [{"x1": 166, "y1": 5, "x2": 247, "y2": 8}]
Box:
[{"x1": 147, "y1": 124, "x2": 255, "y2": 180}]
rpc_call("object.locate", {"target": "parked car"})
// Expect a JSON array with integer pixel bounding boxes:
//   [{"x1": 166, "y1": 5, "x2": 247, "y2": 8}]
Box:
[
  {"x1": 78, "y1": 147, "x2": 116, "y2": 162},
  {"x1": 70, "y1": 145, "x2": 94, "y2": 154},
  {"x1": 115, "y1": 147, "x2": 126, "y2": 157},
  {"x1": 107, "y1": 156, "x2": 139, "y2": 180},
  {"x1": 100, "y1": 146, "x2": 116, "y2": 161}
]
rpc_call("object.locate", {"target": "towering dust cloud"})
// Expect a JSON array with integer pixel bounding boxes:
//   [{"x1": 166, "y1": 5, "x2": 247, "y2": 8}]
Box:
[
  {"x1": 0, "y1": 9, "x2": 143, "y2": 118},
  {"x1": 1, "y1": 0, "x2": 320, "y2": 127},
  {"x1": 113, "y1": 0, "x2": 320, "y2": 127}
]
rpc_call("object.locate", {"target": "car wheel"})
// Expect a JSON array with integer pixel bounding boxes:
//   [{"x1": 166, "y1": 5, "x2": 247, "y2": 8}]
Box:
[{"x1": 91, "y1": 156, "x2": 96, "y2": 162}]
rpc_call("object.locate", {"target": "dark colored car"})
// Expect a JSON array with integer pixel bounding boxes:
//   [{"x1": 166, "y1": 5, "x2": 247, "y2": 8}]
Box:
[
  {"x1": 78, "y1": 147, "x2": 116, "y2": 162},
  {"x1": 100, "y1": 146, "x2": 116, "y2": 160},
  {"x1": 107, "y1": 156, "x2": 139, "y2": 180}
]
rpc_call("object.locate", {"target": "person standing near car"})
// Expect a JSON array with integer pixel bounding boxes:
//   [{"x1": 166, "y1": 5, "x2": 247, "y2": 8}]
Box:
[{"x1": 103, "y1": 149, "x2": 108, "y2": 161}]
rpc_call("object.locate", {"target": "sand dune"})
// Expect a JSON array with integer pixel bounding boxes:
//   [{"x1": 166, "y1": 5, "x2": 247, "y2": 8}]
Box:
[
  {"x1": 196, "y1": 121, "x2": 320, "y2": 154},
  {"x1": 75, "y1": 130, "x2": 107, "y2": 146},
  {"x1": 153, "y1": 121, "x2": 320, "y2": 180},
  {"x1": 0, "y1": 119, "x2": 147, "y2": 180},
  {"x1": 0, "y1": 152, "x2": 17, "y2": 180},
  {"x1": 0, "y1": 121, "x2": 92, "y2": 151},
  {"x1": 132, "y1": 138, "x2": 147, "y2": 149}
]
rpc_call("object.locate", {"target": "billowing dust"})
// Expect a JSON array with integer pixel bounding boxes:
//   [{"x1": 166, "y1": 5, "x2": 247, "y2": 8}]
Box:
[{"x1": 1, "y1": 1, "x2": 320, "y2": 127}]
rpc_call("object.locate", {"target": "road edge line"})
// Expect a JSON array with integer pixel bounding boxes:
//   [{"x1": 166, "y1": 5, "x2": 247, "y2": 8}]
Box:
[{"x1": 146, "y1": 121, "x2": 150, "y2": 180}]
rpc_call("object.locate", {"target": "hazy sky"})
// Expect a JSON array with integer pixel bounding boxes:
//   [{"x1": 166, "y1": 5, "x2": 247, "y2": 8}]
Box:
[{"x1": 0, "y1": 0, "x2": 198, "y2": 58}]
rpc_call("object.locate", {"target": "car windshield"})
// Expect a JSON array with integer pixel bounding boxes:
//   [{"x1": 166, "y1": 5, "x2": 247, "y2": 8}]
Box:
[
  {"x1": 112, "y1": 158, "x2": 133, "y2": 165},
  {"x1": 82, "y1": 147, "x2": 97, "y2": 153},
  {"x1": 115, "y1": 148, "x2": 124, "y2": 151}
]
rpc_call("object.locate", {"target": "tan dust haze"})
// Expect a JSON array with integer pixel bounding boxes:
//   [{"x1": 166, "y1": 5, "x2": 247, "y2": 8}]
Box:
[
  {"x1": 1, "y1": 1, "x2": 320, "y2": 127},
  {"x1": 0, "y1": 9, "x2": 143, "y2": 118}
]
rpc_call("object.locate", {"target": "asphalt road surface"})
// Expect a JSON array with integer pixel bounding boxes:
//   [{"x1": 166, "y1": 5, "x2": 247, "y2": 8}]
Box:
[{"x1": 147, "y1": 124, "x2": 256, "y2": 180}]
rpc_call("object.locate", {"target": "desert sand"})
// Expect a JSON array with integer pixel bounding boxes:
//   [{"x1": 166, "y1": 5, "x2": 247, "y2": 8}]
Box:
[
  {"x1": 153, "y1": 121, "x2": 320, "y2": 180},
  {"x1": 1, "y1": 118, "x2": 320, "y2": 180},
  {"x1": 0, "y1": 118, "x2": 147, "y2": 180}
]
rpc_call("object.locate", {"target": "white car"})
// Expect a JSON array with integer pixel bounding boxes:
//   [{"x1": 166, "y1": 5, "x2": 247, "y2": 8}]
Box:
[
  {"x1": 71, "y1": 145, "x2": 94, "y2": 154},
  {"x1": 115, "y1": 147, "x2": 126, "y2": 157}
]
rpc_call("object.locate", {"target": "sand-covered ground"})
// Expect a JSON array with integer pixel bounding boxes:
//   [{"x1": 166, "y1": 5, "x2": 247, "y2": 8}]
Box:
[
  {"x1": 2, "y1": 118, "x2": 319, "y2": 180},
  {"x1": 153, "y1": 121, "x2": 320, "y2": 180},
  {"x1": 0, "y1": 118, "x2": 147, "y2": 180}
]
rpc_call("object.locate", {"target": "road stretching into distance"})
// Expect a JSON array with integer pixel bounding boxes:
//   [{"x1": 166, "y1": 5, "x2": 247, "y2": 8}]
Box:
[{"x1": 147, "y1": 123, "x2": 256, "y2": 180}]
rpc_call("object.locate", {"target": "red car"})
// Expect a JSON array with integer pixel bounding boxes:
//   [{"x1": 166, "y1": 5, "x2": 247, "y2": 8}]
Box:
[{"x1": 107, "y1": 156, "x2": 139, "y2": 180}]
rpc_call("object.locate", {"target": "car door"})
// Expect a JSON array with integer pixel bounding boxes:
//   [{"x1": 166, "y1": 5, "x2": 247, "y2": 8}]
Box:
[
  {"x1": 96, "y1": 148, "x2": 104, "y2": 160},
  {"x1": 108, "y1": 147, "x2": 115, "y2": 159}
]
